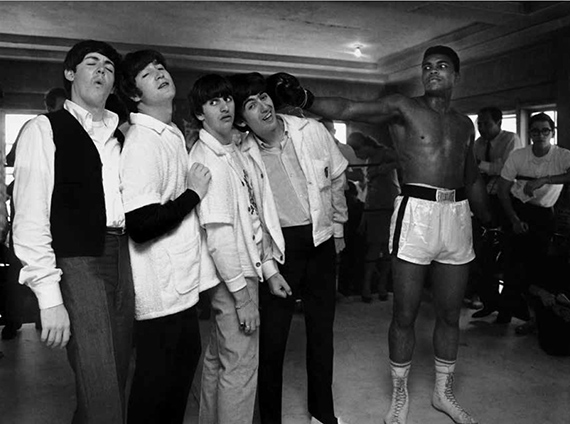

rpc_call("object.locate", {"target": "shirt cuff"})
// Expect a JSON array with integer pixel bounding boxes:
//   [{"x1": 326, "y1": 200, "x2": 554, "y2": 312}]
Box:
[
  {"x1": 32, "y1": 280, "x2": 64, "y2": 310},
  {"x1": 224, "y1": 273, "x2": 247, "y2": 293},
  {"x1": 479, "y1": 161, "x2": 491, "y2": 174},
  {"x1": 333, "y1": 222, "x2": 344, "y2": 238},
  {"x1": 262, "y1": 259, "x2": 279, "y2": 281}
]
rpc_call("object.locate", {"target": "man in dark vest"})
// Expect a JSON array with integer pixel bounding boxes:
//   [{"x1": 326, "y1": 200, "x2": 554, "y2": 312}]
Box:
[{"x1": 12, "y1": 40, "x2": 134, "y2": 424}]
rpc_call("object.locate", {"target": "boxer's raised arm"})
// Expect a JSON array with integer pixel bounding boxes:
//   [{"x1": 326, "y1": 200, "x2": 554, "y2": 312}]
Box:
[
  {"x1": 267, "y1": 72, "x2": 403, "y2": 125},
  {"x1": 309, "y1": 95, "x2": 403, "y2": 125}
]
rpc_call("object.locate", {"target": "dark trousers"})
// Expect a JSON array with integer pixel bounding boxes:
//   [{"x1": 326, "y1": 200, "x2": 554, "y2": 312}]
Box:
[
  {"x1": 58, "y1": 233, "x2": 135, "y2": 424},
  {"x1": 471, "y1": 195, "x2": 508, "y2": 308},
  {"x1": 127, "y1": 306, "x2": 201, "y2": 424},
  {"x1": 501, "y1": 199, "x2": 555, "y2": 318},
  {"x1": 259, "y1": 225, "x2": 337, "y2": 424}
]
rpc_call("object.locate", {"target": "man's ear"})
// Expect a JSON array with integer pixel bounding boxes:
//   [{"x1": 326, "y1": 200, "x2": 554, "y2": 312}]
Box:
[
  {"x1": 64, "y1": 69, "x2": 75, "y2": 83},
  {"x1": 233, "y1": 118, "x2": 247, "y2": 129},
  {"x1": 130, "y1": 94, "x2": 141, "y2": 103},
  {"x1": 195, "y1": 113, "x2": 205, "y2": 123}
]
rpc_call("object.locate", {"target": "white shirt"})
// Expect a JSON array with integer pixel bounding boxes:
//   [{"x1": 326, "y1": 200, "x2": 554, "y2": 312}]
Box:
[
  {"x1": 247, "y1": 114, "x2": 348, "y2": 247},
  {"x1": 474, "y1": 130, "x2": 520, "y2": 195},
  {"x1": 258, "y1": 125, "x2": 311, "y2": 228},
  {"x1": 501, "y1": 144, "x2": 570, "y2": 208},
  {"x1": 121, "y1": 113, "x2": 218, "y2": 320},
  {"x1": 13, "y1": 100, "x2": 124, "y2": 310}
]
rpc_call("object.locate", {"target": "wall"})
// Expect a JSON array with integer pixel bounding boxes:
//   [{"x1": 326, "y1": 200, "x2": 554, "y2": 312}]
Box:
[
  {"x1": 2, "y1": 28, "x2": 569, "y2": 149},
  {"x1": 0, "y1": 60, "x2": 384, "y2": 114},
  {"x1": 0, "y1": 60, "x2": 387, "y2": 145}
]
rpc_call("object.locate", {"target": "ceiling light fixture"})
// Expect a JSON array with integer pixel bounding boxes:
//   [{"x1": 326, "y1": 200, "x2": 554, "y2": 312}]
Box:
[{"x1": 354, "y1": 46, "x2": 362, "y2": 58}]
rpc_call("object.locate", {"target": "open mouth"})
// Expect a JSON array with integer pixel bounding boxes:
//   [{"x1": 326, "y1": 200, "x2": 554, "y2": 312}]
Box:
[
  {"x1": 158, "y1": 81, "x2": 169, "y2": 89},
  {"x1": 262, "y1": 111, "x2": 273, "y2": 121}
]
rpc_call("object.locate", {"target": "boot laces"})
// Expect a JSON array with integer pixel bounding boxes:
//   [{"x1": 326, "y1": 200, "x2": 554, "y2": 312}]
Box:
[
  {"x1": 391, "y1": 377, "x2": 407, "y2": 417},
  {"x1": 443, "y1": 374, "x2": 472, "y2": 421}
]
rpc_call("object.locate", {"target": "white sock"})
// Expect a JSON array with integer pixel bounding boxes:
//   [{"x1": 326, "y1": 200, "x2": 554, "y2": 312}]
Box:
[{"x1": 391, "y1": 360, "x2": 412, "y2": 379}]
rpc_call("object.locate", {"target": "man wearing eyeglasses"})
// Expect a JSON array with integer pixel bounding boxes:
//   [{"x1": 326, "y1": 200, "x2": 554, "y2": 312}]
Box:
[{"x1": 498, "y1": 112, "x2": 570, "y2": 326}]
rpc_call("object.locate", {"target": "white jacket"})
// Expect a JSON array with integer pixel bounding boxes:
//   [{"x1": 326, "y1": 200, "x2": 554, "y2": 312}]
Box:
[
  {"x1": 244, "y1": 114, "x2": 348, "y2": 247},
  {"x1": 189, "y1": 129, "x2": 285, "y2": 292}
]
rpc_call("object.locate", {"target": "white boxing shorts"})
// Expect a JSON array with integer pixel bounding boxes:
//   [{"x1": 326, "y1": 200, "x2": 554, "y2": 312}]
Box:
[{"x1": 389, "y1": 184, "x2": 475, "y2": 265}]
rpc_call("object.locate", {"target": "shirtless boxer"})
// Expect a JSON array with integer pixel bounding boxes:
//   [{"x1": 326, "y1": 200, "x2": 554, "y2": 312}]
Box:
[{"x1": 267, "y1": 46, "x2": 491, "y2": 424}]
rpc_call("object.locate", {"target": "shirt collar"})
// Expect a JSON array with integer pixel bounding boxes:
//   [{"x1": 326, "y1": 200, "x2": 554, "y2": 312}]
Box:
[
  {"x1": 199, "y1": 128, "x2": 230, "y2": 156},
  {"x1": 129, "y1": 112, "x2": 176, "y2": 135},
  {"x1": 64, "y1": 99, "x2": 119, "y2": 134},
  {"x1": 486, "y1": 130, "x2": 504, "y2": 143}
]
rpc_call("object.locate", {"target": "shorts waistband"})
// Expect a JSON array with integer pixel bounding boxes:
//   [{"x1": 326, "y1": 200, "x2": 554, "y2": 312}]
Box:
[
  {"x1": 106, "y1": 227, "x2": 126, "y2": 236},
  {"x1": 401, "y1": 185, "x2": 466, "y2": 202}
]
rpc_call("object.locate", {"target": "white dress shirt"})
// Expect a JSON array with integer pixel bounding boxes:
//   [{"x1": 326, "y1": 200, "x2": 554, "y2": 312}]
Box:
[{"x1": 13, "y1": 100, "x2": 124, "y2": 310}]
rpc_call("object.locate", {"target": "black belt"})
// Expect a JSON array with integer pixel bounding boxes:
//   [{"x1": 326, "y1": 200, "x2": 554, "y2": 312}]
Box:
[
  {"x1": 401, "y1": 185, "x2": 466, "y2": 202},
  {"x1": 106, "y1": 227, "x2": 126, "y2": 236}
]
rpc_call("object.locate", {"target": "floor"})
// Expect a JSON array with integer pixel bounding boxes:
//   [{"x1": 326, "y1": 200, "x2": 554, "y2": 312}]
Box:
[{"x1": 1, "y1": 293, "x2": 569, "y2": 424}]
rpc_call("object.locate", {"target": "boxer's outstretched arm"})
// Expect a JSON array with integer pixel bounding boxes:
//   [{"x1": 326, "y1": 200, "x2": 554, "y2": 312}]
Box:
[
  {"x1": 309, "y1": 94, "x2": 404, "y2": 125},
  {"x1": 267, "y1": 72, "x2": 403, "y2": 125}
]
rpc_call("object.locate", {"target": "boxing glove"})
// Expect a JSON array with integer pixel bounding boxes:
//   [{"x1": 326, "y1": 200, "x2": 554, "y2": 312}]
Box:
[{"x1": 267, "y1": 72, "x2": 314, "y2": 110}]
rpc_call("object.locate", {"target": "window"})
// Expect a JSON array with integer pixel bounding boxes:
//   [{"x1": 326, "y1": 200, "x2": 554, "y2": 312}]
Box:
[
  {"x1": 4, "y1": 113, "x2": 39, "y2": 185},
  {"x1": 334, "y1": 122, "x2": 347, "y2": 144},
  {"x1": 469, "y1": 113, "x2": 517, "y2": 140}
]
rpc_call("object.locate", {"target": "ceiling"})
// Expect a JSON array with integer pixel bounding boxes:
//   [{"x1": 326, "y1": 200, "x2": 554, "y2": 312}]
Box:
[{"x1": 0, "y1": 1, "x2": 569, "y2": 85}]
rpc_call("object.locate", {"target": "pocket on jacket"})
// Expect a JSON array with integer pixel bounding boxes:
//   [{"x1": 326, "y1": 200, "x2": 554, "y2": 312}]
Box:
[
  {"x1": 155, "y1": 231, "x2": 201, "y2": 295},
  {"x1": 314, "y1": 159, "x2": 332, "y2": 190}
]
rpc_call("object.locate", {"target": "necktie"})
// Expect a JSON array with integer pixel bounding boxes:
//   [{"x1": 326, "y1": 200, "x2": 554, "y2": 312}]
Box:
[{"x1": 485, "y1": 139, "x2": 492, "y2": 163}]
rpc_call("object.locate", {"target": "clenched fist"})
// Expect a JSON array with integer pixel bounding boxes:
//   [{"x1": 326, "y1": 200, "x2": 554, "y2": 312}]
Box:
[
  {"x1": 188, "y1": 162, "x2": 212, "y2": 199},
  {"x1": 266, "y1": 72, "x2": 314, "y2": 111}
]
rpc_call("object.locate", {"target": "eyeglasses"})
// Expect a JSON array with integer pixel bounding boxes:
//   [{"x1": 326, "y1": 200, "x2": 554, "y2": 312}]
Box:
[{"x1": 529, "y1": 128, "x2": 553, "y2": 137}]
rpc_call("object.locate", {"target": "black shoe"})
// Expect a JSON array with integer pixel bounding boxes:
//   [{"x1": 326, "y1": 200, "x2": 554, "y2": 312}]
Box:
[
  {"x1": 515, "y1": 320, "x2": 536, "y2": 336},
  {"x1": 472, "y1": 306, "x2": 497, "y2": 319},
  {"x1": 378, "y1": 292, "x2": 389, "y2": 302},
  {"x1": 361, "y1": 295, "x2": 372, "y2": 304},
  {"x1": 1, "y1": 322, "x2": 22, "y2": 340},
  {"x1": 495, "y1": 313, "x2": 512, "y2": 324}
]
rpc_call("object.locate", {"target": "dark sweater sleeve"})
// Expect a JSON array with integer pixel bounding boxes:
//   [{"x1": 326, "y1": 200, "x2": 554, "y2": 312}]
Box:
[{"x1": 125, "y1": 189, "x2": 201, "y2": 244}]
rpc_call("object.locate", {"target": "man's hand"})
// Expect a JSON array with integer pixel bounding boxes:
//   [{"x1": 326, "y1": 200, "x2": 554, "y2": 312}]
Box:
[
  {"x1": 233, "y1": 287, "x2": 260, "y2": 335},
  {"x1": 235, "y1": 300, "x2": 260, "y2": 335},
  {"x1": 188, "y1": 162, "x2": 212, "y2": 199},
  {"x1": 267, "y1": 273, "x2": 292, "y2": 298},
  {"x1": 40, "y1": 304, "x2": 71, "y2": 349},
  {"x1": 523, "y1": 178, "x2": 547, "y2": 197},
  {"x1": 266, "y1": 72, "x2": 314, "y2": 110},
  {"x1": 334, "y1": 237, "x2": 346, "y2": 254},
  {"x1": 511, "y1": 216, "x2": 529, "y2": 234}
]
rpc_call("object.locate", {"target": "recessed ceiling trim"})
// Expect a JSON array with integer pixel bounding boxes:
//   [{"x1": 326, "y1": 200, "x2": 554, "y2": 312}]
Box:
[{"x1": 0, "y1": 32, "x2": 379, "y2": 71}]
